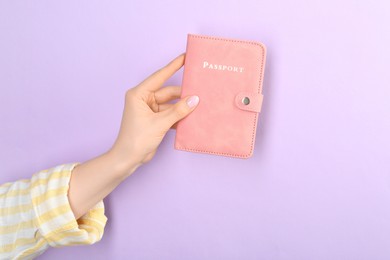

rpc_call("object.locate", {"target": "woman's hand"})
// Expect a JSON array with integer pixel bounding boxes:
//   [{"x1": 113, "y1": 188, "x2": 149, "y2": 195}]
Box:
[
  {"x1": 109, "y1": 53, "x2": 199, "y2": 175},
  {"x1": 68, "y1": 53, "x2": 199, "y2": 219}
]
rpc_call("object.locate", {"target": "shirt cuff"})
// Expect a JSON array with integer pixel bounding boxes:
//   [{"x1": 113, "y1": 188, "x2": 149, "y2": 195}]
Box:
[{"x1": 30, "y1": 163, "x2": 108, "y2": 247}]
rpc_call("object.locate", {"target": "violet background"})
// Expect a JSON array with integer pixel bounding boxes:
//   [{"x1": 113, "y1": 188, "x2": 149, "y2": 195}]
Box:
[{"x1": 1, "y1": 1, "x2": 390, "y2": 259}]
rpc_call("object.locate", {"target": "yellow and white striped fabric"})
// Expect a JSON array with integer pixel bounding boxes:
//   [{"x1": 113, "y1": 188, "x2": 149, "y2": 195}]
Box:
[{"x1": 0, "y1": 163, "x2": 108, "y2": 259}]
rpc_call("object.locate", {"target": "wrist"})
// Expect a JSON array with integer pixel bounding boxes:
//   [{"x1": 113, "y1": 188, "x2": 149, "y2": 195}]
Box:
[{"x1": 104, "y1": 149, "x2": 143, "y2": 180}]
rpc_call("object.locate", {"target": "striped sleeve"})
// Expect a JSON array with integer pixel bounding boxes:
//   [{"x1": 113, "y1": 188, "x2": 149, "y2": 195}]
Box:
[{"x1": 0, "y1": 163, "x2": 108, "y2": 259}]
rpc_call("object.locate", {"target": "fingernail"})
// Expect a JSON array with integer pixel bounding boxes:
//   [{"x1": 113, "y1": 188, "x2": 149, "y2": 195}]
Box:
[{"x1": 186, "y1": 95, "x2": 199, "y2": 108}]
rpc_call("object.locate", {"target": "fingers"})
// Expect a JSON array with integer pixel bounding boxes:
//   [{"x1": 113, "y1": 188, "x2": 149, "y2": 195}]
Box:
[
  {"x1": 158, "y1": 103, "x2": 173, "y2": 112},
  {"x1": 154, "y1": 86, "x2": 181, "y2": 104},
  {"x1": 151, "y1": 86, "x2": 181, "y2": 113},
  {"x1": 159, "y1": 95, "x2": 200, "y2": 129},
  {"x1": 137, "y1": 53, "x2": 186, "y2": 92}
]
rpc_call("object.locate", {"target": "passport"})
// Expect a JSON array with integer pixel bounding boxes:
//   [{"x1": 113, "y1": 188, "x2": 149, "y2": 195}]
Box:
[{"x1": 174, "y1": 33, "x2": 267, "y2": 159}]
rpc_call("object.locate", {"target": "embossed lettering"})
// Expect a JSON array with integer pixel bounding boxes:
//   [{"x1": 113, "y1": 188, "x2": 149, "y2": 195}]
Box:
[{"x1": 202, "y1": 61, "x2": 244, "y2": 72}]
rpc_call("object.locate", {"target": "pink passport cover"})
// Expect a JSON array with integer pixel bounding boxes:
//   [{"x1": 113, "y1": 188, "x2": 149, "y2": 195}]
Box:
[{"x1": 174, "y1": 34, "x2": 267, "y2": 158}]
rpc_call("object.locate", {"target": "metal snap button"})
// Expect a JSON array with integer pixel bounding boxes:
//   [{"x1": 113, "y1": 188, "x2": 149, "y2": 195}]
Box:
[{"x1": 242, "y1": 97, "x2": 250, "y2": 105}]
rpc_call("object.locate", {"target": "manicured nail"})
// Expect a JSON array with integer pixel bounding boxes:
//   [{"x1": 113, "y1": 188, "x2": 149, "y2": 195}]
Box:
[{"x1": 186, "y1": 95, "x2": 199, "y2": 108}]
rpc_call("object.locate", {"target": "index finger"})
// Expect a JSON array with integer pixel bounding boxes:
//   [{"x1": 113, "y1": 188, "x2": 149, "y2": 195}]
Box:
[{"x1": 137, "y1": 53, "x2": 186, "y2": 92}]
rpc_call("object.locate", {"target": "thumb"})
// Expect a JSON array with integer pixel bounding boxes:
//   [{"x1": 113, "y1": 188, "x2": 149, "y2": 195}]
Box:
[{"x1": 162, "y1": 95, "x2": 199, "y2": 127}]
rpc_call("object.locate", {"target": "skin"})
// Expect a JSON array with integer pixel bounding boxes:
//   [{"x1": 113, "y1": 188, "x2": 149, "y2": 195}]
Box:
[{"x1": 67, "y1": 53, "x2": 199, "y2": 219}]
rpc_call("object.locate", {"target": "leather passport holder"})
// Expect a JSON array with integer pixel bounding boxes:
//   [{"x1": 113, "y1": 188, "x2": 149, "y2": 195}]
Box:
[{"x1": 174, "y1": 33, "x2": 267, "y2": 159}]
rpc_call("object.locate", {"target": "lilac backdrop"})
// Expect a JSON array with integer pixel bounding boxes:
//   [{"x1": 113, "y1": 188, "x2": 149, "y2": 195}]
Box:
[{"x1": 1, "y1": 0, "x2": 390, "y2": 259}]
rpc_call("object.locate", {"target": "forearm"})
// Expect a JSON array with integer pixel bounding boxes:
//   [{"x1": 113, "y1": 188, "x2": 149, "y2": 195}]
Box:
[{"x1": 68, "y1": 150, "x2": 142, "y2": 219}]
